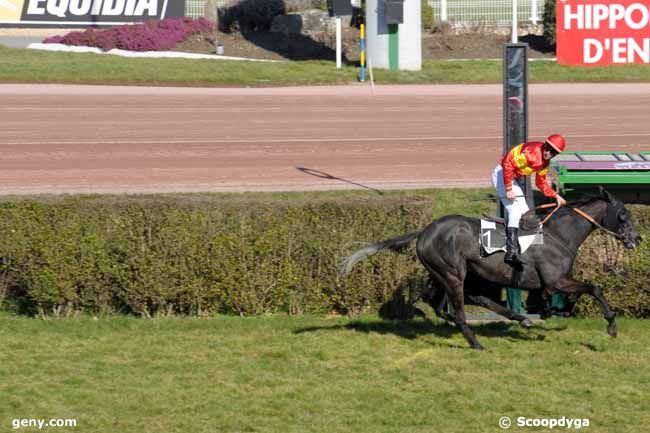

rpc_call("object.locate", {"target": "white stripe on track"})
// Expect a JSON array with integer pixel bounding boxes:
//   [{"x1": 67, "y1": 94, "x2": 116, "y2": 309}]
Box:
[
  {"x1": 4, "y1": 132, "x2": 650, "y2": 146},
  {"x1": 3, "y1": 136, "x2": 500, "y2": 145}
]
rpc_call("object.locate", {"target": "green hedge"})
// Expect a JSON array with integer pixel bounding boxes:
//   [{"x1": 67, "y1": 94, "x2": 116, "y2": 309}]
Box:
[
  {"x1": 421, "y1": 0, "x2": 436, "y2": 33},
  {"x1": 0, "y1": 191, "x2": 648, "y2": 318},
  {"x1": 573, "y1": 207, "x2": 650, "y2": 318},
  {"x1": 543, "y1": 0, "x2": 556, "y2": 47}
]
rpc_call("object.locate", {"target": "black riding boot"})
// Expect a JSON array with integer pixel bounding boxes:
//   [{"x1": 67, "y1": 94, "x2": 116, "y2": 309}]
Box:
[{"x1": 505, "y1": 227, "x2": 526, "y2": 268}]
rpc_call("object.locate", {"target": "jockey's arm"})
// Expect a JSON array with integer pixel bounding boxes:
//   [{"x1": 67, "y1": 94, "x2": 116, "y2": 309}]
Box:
[
  {"x1": 501, "y1": 153, "x2": 517, "y2": 200},
  {"x1": 536, "y1": 169, "x2": 565, "y2": 204}
]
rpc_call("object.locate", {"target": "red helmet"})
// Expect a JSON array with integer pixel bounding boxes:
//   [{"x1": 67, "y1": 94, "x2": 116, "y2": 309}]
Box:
[{"x1": 545, "y1": 134, "x2": 566, "y2": 153}]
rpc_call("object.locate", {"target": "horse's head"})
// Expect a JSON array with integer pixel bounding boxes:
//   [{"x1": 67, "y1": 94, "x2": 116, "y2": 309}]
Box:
[{"x1": 598, "y1": 187, "x2": 643, "y2": 249}]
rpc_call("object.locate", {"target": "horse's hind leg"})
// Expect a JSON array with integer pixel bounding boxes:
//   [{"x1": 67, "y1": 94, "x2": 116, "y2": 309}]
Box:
[
  {"x1": 468, "y1": 295, "x2": 534, "y2": 328},
  {"x1": 436, "y1": 293, "x2": 456, "y2": 322},
  {"x1": 423, "y1": 280, "x2": 456, "y2": 322},
  {"x1": 446, "y1": 282, "x2": 485, "y2": 351},
  {"x1": 432, "y1": 292, "x2": 456, "y2": 323},
  {"x1": 420, "y1": 260, "x2": 482, "y2": 349}
]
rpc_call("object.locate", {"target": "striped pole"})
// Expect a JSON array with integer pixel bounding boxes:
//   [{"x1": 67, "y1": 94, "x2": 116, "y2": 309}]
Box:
[{"x1": 359, "y1": 23, "x2": 366, "y2": 82}]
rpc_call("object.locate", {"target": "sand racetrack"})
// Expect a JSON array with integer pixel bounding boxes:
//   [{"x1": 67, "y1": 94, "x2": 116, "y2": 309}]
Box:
[{"x1": 1, "y1": 83, "x2": 649, "y2": 194}]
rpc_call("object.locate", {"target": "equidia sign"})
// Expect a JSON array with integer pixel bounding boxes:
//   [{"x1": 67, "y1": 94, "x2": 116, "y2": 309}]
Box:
[
  {"x1": 557, "y1": 0, "x2": 650, "y2": 65},
  {"x1": 0, "y1": 0, "x2": 183, "y2": 26}
]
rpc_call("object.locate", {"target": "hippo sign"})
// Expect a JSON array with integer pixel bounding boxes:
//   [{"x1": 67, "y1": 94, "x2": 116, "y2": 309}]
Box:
[{"x1": 557, "y1": 0, "x2": 650, "y2": 65}]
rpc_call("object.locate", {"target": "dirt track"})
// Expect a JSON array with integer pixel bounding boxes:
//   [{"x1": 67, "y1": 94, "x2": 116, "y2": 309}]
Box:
[{"x1": 1, "y1": 83, "x2": 649, "y2": 195}]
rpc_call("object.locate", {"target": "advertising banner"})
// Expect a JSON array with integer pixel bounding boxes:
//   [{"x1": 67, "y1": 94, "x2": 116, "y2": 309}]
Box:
[
  {"x1": 557, "y1": 0, "x2": 650, "y2": 65},
  {"x1": 0, "y1": 0, "x2": 184, "y2": 26}
]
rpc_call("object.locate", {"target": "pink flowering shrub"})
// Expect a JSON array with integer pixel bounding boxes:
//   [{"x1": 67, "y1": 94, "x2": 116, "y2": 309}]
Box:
[{"x1": 43, "y1": 18, "x2": 214, "y2": 52}]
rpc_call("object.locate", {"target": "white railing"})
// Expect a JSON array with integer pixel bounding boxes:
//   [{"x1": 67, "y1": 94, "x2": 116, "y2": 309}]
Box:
[
  {"x1": 185, "y1": 0, "x2": 546, "y2": 27},
  {"x1": 186, "y1": 0, "x2": 228, "y2": 19},
  {"x1": 430, "y1": 0, "x2": 544, "y2": 26}
]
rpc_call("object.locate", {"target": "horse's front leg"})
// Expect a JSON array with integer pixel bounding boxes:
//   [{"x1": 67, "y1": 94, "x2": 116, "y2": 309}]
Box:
[
  {"x1": 592, "y1": 285, "x2": 617, "y2": 337},
  {"x1": 551, "y1": 277, "x2": 617, "y2": 337}
]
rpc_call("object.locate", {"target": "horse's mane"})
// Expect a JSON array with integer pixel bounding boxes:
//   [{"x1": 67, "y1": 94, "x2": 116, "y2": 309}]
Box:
[{"x1": 566, "y1": 195, "x2": 603, "y2": 208}]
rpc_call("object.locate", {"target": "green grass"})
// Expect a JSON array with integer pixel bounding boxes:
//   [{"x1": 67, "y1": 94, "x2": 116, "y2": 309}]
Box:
[
  {"x1": 1, "y1": 312, "x2": 649, "y2": 433},
  {"x1": 3, "y1": 44, "x2": 650, "y2": 86},
  {"x1": 0, "y1": 45, "x2": 357, "y2": 87}
]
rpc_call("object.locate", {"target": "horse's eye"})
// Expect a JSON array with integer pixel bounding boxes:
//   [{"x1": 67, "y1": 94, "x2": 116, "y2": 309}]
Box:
[{"x1": 618, "y1": 211, "x2": 628, "y2": 222}]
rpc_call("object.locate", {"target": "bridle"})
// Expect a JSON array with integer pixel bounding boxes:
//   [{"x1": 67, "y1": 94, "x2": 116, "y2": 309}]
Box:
[
  {"x1": 536, "y1": 203, "x2": 624, "y2": 241},
  {"x1": 571, "y1": 206, "x2": 624, "y2": 240}
]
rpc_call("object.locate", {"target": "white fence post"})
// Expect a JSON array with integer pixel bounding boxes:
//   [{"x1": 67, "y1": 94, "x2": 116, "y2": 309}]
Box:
[
  {"x1": 530, "y1": 0, "x2": 538, "y2": 25},
  {"x1": 336, "y1": 16, "x2": 342, "y2": 69},
  {"x1": 441, "y1": 0, "x2": 448, "y2": 22},
  {"x1": 511, "y1": 0, "x2": 518, "y2": 43}
]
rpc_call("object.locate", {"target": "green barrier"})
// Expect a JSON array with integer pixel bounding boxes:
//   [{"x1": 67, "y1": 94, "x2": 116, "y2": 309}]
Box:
[
  {"x1": 552, "y1": 152, "x2": 650, "y2": 203},
  {"x1": 506, "y1": 288, "x2": 526, "y2": 314}
]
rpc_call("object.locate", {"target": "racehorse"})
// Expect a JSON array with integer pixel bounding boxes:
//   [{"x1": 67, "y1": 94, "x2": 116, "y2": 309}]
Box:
[{"x1": 340, "y1": 187, "x2": 642, "y2": 350}]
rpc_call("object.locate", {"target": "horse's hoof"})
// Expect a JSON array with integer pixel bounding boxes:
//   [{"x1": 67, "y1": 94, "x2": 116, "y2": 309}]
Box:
[
  {"x1": 608, "y1": 323, "x2": 618, "y2": 338},
  {"x1": 521, "y1": 318, "x2": 534, "y2": 328},
  {"x1": 472, "y1": 344, "x2": 486, "y2": 351}
]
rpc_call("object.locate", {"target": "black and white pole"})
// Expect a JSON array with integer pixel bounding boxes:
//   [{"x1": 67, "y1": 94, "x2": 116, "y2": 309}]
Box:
[
  {"x1": 502, "y1": 43, "x2": 530, "y2": 210},
  {"x1": 503, "y1": 43, "x2": 530, "y2": 315}
]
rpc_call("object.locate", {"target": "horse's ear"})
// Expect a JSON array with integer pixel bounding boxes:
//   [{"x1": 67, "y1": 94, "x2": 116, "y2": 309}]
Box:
[{"x1": 597, "y1": 186, "x2": 613, "y2": 202}]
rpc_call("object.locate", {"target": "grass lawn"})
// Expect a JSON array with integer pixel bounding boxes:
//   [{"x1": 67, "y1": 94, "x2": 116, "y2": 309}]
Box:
[
  {"x1": 1, "y1": 313, "x2": 649, "y2": 433},
  {"x1": 4, "y1": 44, "x2": 650, "y2": 86}
]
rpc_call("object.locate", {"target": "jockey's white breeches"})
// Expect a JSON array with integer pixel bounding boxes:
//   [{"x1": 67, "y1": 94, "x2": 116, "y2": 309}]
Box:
[{"x1": 492, "y1": 164, "x2": 530, "y2": 228}]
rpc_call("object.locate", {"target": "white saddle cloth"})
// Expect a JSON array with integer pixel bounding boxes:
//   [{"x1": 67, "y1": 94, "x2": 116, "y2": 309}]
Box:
[{"x1": 480, "y1": 219, "x2": 544, "y2": 255}]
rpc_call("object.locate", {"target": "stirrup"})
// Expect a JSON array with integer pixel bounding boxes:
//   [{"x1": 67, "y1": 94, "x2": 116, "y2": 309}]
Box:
[{"x1": 505, "y1": 253, "x2": 526, "y2": 267}]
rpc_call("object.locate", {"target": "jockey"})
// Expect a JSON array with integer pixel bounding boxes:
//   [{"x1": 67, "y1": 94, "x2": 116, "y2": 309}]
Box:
[{"x1": 491, "y1": 134, "x2": 567, "y2": 267}]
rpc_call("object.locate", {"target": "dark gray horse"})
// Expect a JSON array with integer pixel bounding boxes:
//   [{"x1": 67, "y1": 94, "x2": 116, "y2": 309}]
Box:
[{"x1": 341, "y1": 187, "x2": 642, "y2": 350}]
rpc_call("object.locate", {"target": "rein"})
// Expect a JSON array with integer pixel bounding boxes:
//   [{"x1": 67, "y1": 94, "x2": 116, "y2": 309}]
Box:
[
  {"x1": 535, "y1": 203, "x2": 561, "y2": 226},
  {"x1": 571, "y1": 207, "x2": 623, "y2": 240},
  {"x1": 535, "y1": 203, "x2": 623, "y2": 240}
]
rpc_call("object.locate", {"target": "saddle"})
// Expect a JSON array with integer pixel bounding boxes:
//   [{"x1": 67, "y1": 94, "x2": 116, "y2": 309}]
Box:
[
  {"x1": 480, "y1": 213, "x2": 544, "y2": 256},
  {"x1": 482, "y1": 214, "x2": 506, "y2": 225}
]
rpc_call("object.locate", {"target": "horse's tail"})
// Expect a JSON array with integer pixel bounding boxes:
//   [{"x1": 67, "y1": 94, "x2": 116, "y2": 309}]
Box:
[{"x1": 339, "y1": 230, "x2": 422, "y2": 276}]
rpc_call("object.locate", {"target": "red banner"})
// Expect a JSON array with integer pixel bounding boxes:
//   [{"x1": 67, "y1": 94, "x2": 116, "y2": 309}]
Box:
[{"x1": 557, "y1": 0, "x2": 650, "y2": 66}]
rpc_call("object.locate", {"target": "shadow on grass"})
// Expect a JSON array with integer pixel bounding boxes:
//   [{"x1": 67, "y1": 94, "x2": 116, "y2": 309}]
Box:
[{"x1": 295, "y1": 318, "x2": 567, "y2": 347}]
